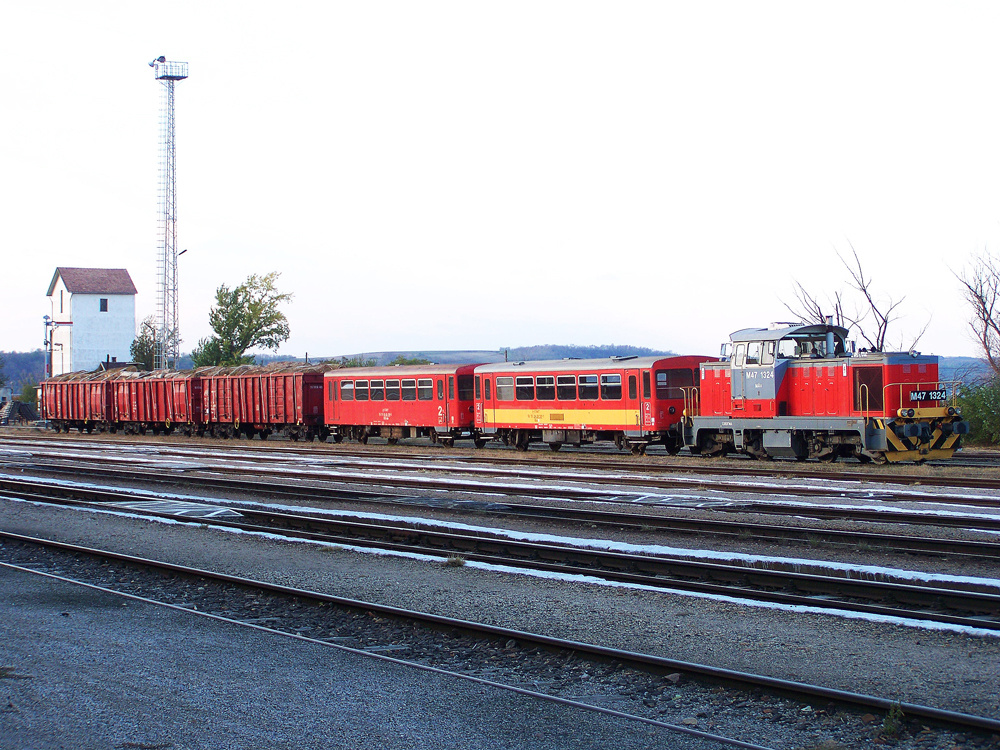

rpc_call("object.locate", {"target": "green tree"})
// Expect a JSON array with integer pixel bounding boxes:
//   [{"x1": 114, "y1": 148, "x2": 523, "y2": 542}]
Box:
[
  {"x1": 387, "y1": 355, "x2": 432, "y2": 365},
  {"x1": 191, "y1": 272, "x2": 292, "y2": 367},
  {"x1": 130, "y1": 317, "x2": 158, "y2": 371},
  {"x1": 957, "y1": 378, "x2": 1000, "y2": 445},
  {"x1": 0, "y1": 352, "x2": 6, "y2": 388},
  {"x1": 19, "y1": 382, "x2": 37, "y2": 408},
  {"x1": 331, "y1": 355, "x2": 378, "y2": 368}
]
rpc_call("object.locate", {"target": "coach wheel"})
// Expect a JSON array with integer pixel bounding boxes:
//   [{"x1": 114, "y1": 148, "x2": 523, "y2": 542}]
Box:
[
  {"x1": 513, "y1": 431, "x2": 529, "y2": 452},
  {"x1": 473, "y1": 437, "x2": 487, "y2": 449},
  {"x1": 548, "y1": 442, "x2": 562, "y2": 452},
  {"x1": 441, "y1": 437, "x2": 455, "y2": 448},
  {"x1": 613, "y1": 435, "x2": 625, "y2": 451},
  {"x1": 630, "y1": 444, "x2": 646, "y2": 456}
]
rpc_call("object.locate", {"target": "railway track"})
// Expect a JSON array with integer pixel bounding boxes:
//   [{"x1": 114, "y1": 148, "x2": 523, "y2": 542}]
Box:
[
  {"x1": 4, "y1": 431, "x2": 1000, "y2": 491},
  {"x1": 5, "y1": 476, "x2": 1000, "y2": 632},
  {"x1": 3, "y1": 531, "x2": 998, "y2": 742}
]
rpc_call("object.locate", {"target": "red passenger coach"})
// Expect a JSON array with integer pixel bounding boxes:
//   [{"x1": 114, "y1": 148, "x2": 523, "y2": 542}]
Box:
[
  {"x1": 474, "y1": 356, "x2": 710, "y2": 453},
  {"x1": 324, "y1": 364, "x2": 481, "y2": 446}
]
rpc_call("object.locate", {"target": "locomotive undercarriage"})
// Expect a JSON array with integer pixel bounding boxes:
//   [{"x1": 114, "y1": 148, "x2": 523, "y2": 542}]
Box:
[{"x1": 686, "y1": 411, "x2": 968, "y2": 464}]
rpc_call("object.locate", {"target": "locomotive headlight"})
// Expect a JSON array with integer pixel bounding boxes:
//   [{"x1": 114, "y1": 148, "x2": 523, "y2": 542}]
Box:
[
  {"x1": 947, "y1": 406, "x2": 957, "y2": 416},
  {"x1": 908, "y1": 408, "x2": 915, "y2": 417}
]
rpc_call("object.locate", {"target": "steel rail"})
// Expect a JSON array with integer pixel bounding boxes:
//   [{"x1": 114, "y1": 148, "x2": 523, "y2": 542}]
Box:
[
  {"x1": 2, "y1": 530, "x2": 998, "y2": 736},
  {"x1": 3, "y1": 471, "x2": 1000, "y2": 562},
  {"x1": 5, "y1": 479, "x2": 1000, "y2": 630},
  {"x1": 5, "y1": 432, "x2": 999, "y2": 491}
]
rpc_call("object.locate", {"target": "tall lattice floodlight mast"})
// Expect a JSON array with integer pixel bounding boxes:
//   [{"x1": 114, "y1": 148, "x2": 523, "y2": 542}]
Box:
[{"x1": 149, "y1": 56, "x2": 188, "y2": 370}]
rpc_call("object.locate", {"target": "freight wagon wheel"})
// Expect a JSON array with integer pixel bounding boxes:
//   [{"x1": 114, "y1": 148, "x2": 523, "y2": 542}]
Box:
[
  {"x1": 358, "y1": 433, "x2": 368, "y2": 445},
  {"x1": 387, "y1": 438, "x2": 399, "y2": 445},
  {"x1": 332, "y1": 433, "x2": 343, "y2": 443}
]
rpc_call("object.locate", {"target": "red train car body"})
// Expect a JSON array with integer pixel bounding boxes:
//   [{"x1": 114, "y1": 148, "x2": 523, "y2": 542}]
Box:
[
  {"x1": 687, "y1": 324, "x2": 968, "y2": 462},
  {"x1": 42, "y1": 372, "x2": 113, "y2": 432},
  {"x1": 324, "y1": 364, "x2": 481, "y2": 445},
  {"x1": 473, "y1": 356, "x2": 710, "y2": 452}
]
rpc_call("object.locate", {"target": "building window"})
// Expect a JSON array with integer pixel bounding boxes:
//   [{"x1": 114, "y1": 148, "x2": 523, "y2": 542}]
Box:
[
  {"x1": 100, "y1": 298, "x2": 108, "y2": 312},
  {"x1": 60, "y1": 290, "x2": 64, "y2": 314}
]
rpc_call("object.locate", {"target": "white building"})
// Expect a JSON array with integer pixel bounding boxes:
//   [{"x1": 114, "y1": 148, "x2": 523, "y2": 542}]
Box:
[{"x1": 46, "y1": 268, "x2": 137, "y2": 376}]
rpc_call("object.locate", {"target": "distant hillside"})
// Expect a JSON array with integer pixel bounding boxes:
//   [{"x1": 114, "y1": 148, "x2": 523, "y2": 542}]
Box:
[
  {"x1": 258, "y1": 344, "x2": 677, "y2": 367},
  {"x1": 0, "y1": 350, "x2": 45, "y2": 388},
  {"x1": 939, "y1": 357, "x2": 990, "y2": 384}
]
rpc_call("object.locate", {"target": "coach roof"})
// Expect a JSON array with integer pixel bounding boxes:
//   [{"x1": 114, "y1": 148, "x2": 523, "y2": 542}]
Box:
[{"x1": 474, "y1": 356, "x2": 692, "y2": 375}]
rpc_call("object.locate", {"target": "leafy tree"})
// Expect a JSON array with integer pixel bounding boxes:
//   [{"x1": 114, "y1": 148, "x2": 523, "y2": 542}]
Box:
[
  {"x1": 331, "y1": 355, "x2": 378, "y2": 368},
  {"x1": 958, "y1": 250, "x2": 1000, "y2": 378},
  {"x1": 387, "y1": 355, "x2": 432, "y2": 365},
  {"x1": 130, "y1": 317, "x2": 158, "y2": 371},
  {"x1": 191, "y1": 272, "x2": 292, "y2": 367},
  {"x1": 0, "y1": 352, "x2": 5, "y2": 388},
  {"x1": 957, "y1": 377, "x2": 1000, "y2": 445},
  {"x1": 19, "y1": 383, "x2": 37, "y2": 408}
]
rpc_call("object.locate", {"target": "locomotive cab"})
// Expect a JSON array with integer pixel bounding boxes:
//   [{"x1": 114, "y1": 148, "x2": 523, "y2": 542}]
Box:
[{"x1": 687, "y1": 323, "x2": 969, "y2": 463}]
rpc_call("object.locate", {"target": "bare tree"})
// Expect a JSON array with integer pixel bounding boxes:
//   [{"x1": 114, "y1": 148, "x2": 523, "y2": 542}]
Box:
[
  {"x1": 957, "y1": 250, "x2": 1000, "y2": 377},
  {"x1": 783, "y1": 243, "x2": 919, "y2": 352}
]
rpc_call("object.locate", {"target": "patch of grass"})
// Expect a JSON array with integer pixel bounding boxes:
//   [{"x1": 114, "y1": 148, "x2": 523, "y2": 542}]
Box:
[
  {"x1": 443, "y1": 553, "x2": 467, "y2": 567},
  {"x1": 882, "y1": 703, "x2": 905, "y2": 738}
]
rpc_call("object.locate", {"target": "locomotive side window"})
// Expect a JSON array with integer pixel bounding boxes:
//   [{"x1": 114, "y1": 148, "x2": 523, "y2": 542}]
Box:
[
  {"x1": 496, "y1": 377, "x2": 515, "y2": 401},
  {"x1": 600, "y1": 374, "x2": 622, "y2": 400},
  {"x1": 579, "y1": 375, "x2": 599, "y2": 400},
  {"x1": 458, "y1": 375, "x2": 474, "y2": 401},
  {"x1": 515, "y1": 377, "x2": 535, "y2": 400},
  {"x1": 355, "y1": 380, "x2": 369, "y2": 401},
  {"x1": 745, "y1": 342, "x2": 761, "y2": 365},
  {"x1": 402, "y1": 379, "x2": 417, "y2": 401},
  {"x1": 777, "y1": 339, "x2": 796, "y2": 359},
  {"x1": 386, "y1": 379, "x2": 401, "y2": 400},
  {"x1": 642, "y1": 371, "x2": 651, "y2": 399},
  {"x1": 370, "y1": 380, "x2": 385, "y2": 401},
  {"x1": 733, "y1": 343, "x2": 746, "y2": 367},
  {"x1": 853, "y1": 367, "x2": 884, "y2": 411},
  {"x1": 340, "y1": 381, "x2": 354, "y2": 401},
  {"x1": 761, "y1": 342, "x2": 775, "y2": 366},
  {"x1": 556, "y1": 375, "x2": 576, "y2": 400},
  {"x1": 536, "y1": 376, "x2": 555, "y2": 400},
  {"x1": 417, "y1": 379, "x2": 433, "y2": 400}
]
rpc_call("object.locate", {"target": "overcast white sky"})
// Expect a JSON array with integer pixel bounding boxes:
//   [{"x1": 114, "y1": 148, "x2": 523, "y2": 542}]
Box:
[{"x1": 3, "y1": 2, "x2": 999, "y2": 360}]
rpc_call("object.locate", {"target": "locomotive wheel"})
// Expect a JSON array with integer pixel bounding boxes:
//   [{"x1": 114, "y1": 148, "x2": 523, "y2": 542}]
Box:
[
  {"x1": 817, "y1": 452, "x2": 838, "y2": 463},
  {"x1": 665, "y1": 441, "x2": 682, "y2": 456},
  {"x1": 548, "y1": 442, "x2": 562, "y2": 452}
]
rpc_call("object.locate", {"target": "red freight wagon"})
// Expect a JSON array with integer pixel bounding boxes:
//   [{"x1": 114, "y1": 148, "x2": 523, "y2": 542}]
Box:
[
  {"x1": 196, "y1": 367, "x2": 237, "y2": 436},
  {"x1": 42, "y1": 371, "x2": 113, "y2": 433},
  {"x1": 687, "y1": 323, "x2": 968, "y2": 463},
  {"x1": 229, "y1": 364, "x2": 329, "y2": 441},
  {"x1": 324, "y1": 364, "x2": 481, "y2": 446},
  {"x1": 110, "y1": 371, "x2": 202, "y2": 435},
  {"x1": 474, "y1": 356, "x2": 710, "y2": 453}
]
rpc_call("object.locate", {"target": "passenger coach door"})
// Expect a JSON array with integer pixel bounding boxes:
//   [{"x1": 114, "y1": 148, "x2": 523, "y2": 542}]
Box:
[{"x1": 626, "y1": 369, "x2": 643, "y2": 431}]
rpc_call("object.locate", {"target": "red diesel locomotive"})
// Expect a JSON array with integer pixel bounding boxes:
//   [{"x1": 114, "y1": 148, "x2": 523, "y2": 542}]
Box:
[{"x1": 683, "y1": 323, "x2": 968, "y2": 463}]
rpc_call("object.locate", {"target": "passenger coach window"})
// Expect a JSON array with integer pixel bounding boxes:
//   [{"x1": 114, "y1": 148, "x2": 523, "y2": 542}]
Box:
[
  {"x1": 642, "y1": 371, "x2": 651, "y2": 399},
  {"x1": 328, "y1": 382, "x2": 335, "y2": 401},
  {"x1": 556, "y1": 375, "x2": 576, "y2": 400},
  {"x1": 355, "y1": 380, "x2": 369, "y2": 401},
  {"x1": 655, "y1": 369, "x2": 694, "y2": 399},
  {"x1": 386, "y1": 379, "x2": 400, "y2": 400},
  {"x1": 515, "y1": 377, "x2": 534, "y2": 400},
  {"x1": 370, "y1": 380, "x2": 385, "y2": 401},
  {"x1": 474, "y1": 376, "x2": 481, "y2": 399},
  {"x1": 340, "y1": 381, "x2": 354, "y2": 401},
  {"x1": 579, "y1": 375, "x2": 599, "y2": 400},
  {"x1": 458, "y1": 375, "x2": 474, "y2": 401},
  {"x1": 536, "y1": 376, "x2": 555, "y2": 400},
  {"x1": 448, "y1": 377, "x2": 455, "y2": 400},
  {"x1": 495, "y1": 377, "x2": 515, "y2": 401},
  {"x1": 484, "y1": 378, "x2": 491, "y2": 400},
  {"x1": 402, "y1": 379, "x2": 417, "y2": 401},
  {"x1": 417, "y1": 379, "x2": 433, "y2": 400},
  {"x1": 600, "y1": 374, "x2": 622, "y2": 400},
  {"x1": 437, "y1": 380, "x2": 444, "y2": 400},
  {"x1": 628, "y1": 375, "x2": 637, "y2": 400}
]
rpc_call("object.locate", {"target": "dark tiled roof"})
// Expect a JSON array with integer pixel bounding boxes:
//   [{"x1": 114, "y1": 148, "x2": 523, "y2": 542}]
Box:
[{"x1": 47, "y1": 267, "x2": 138, "y2": 296}]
